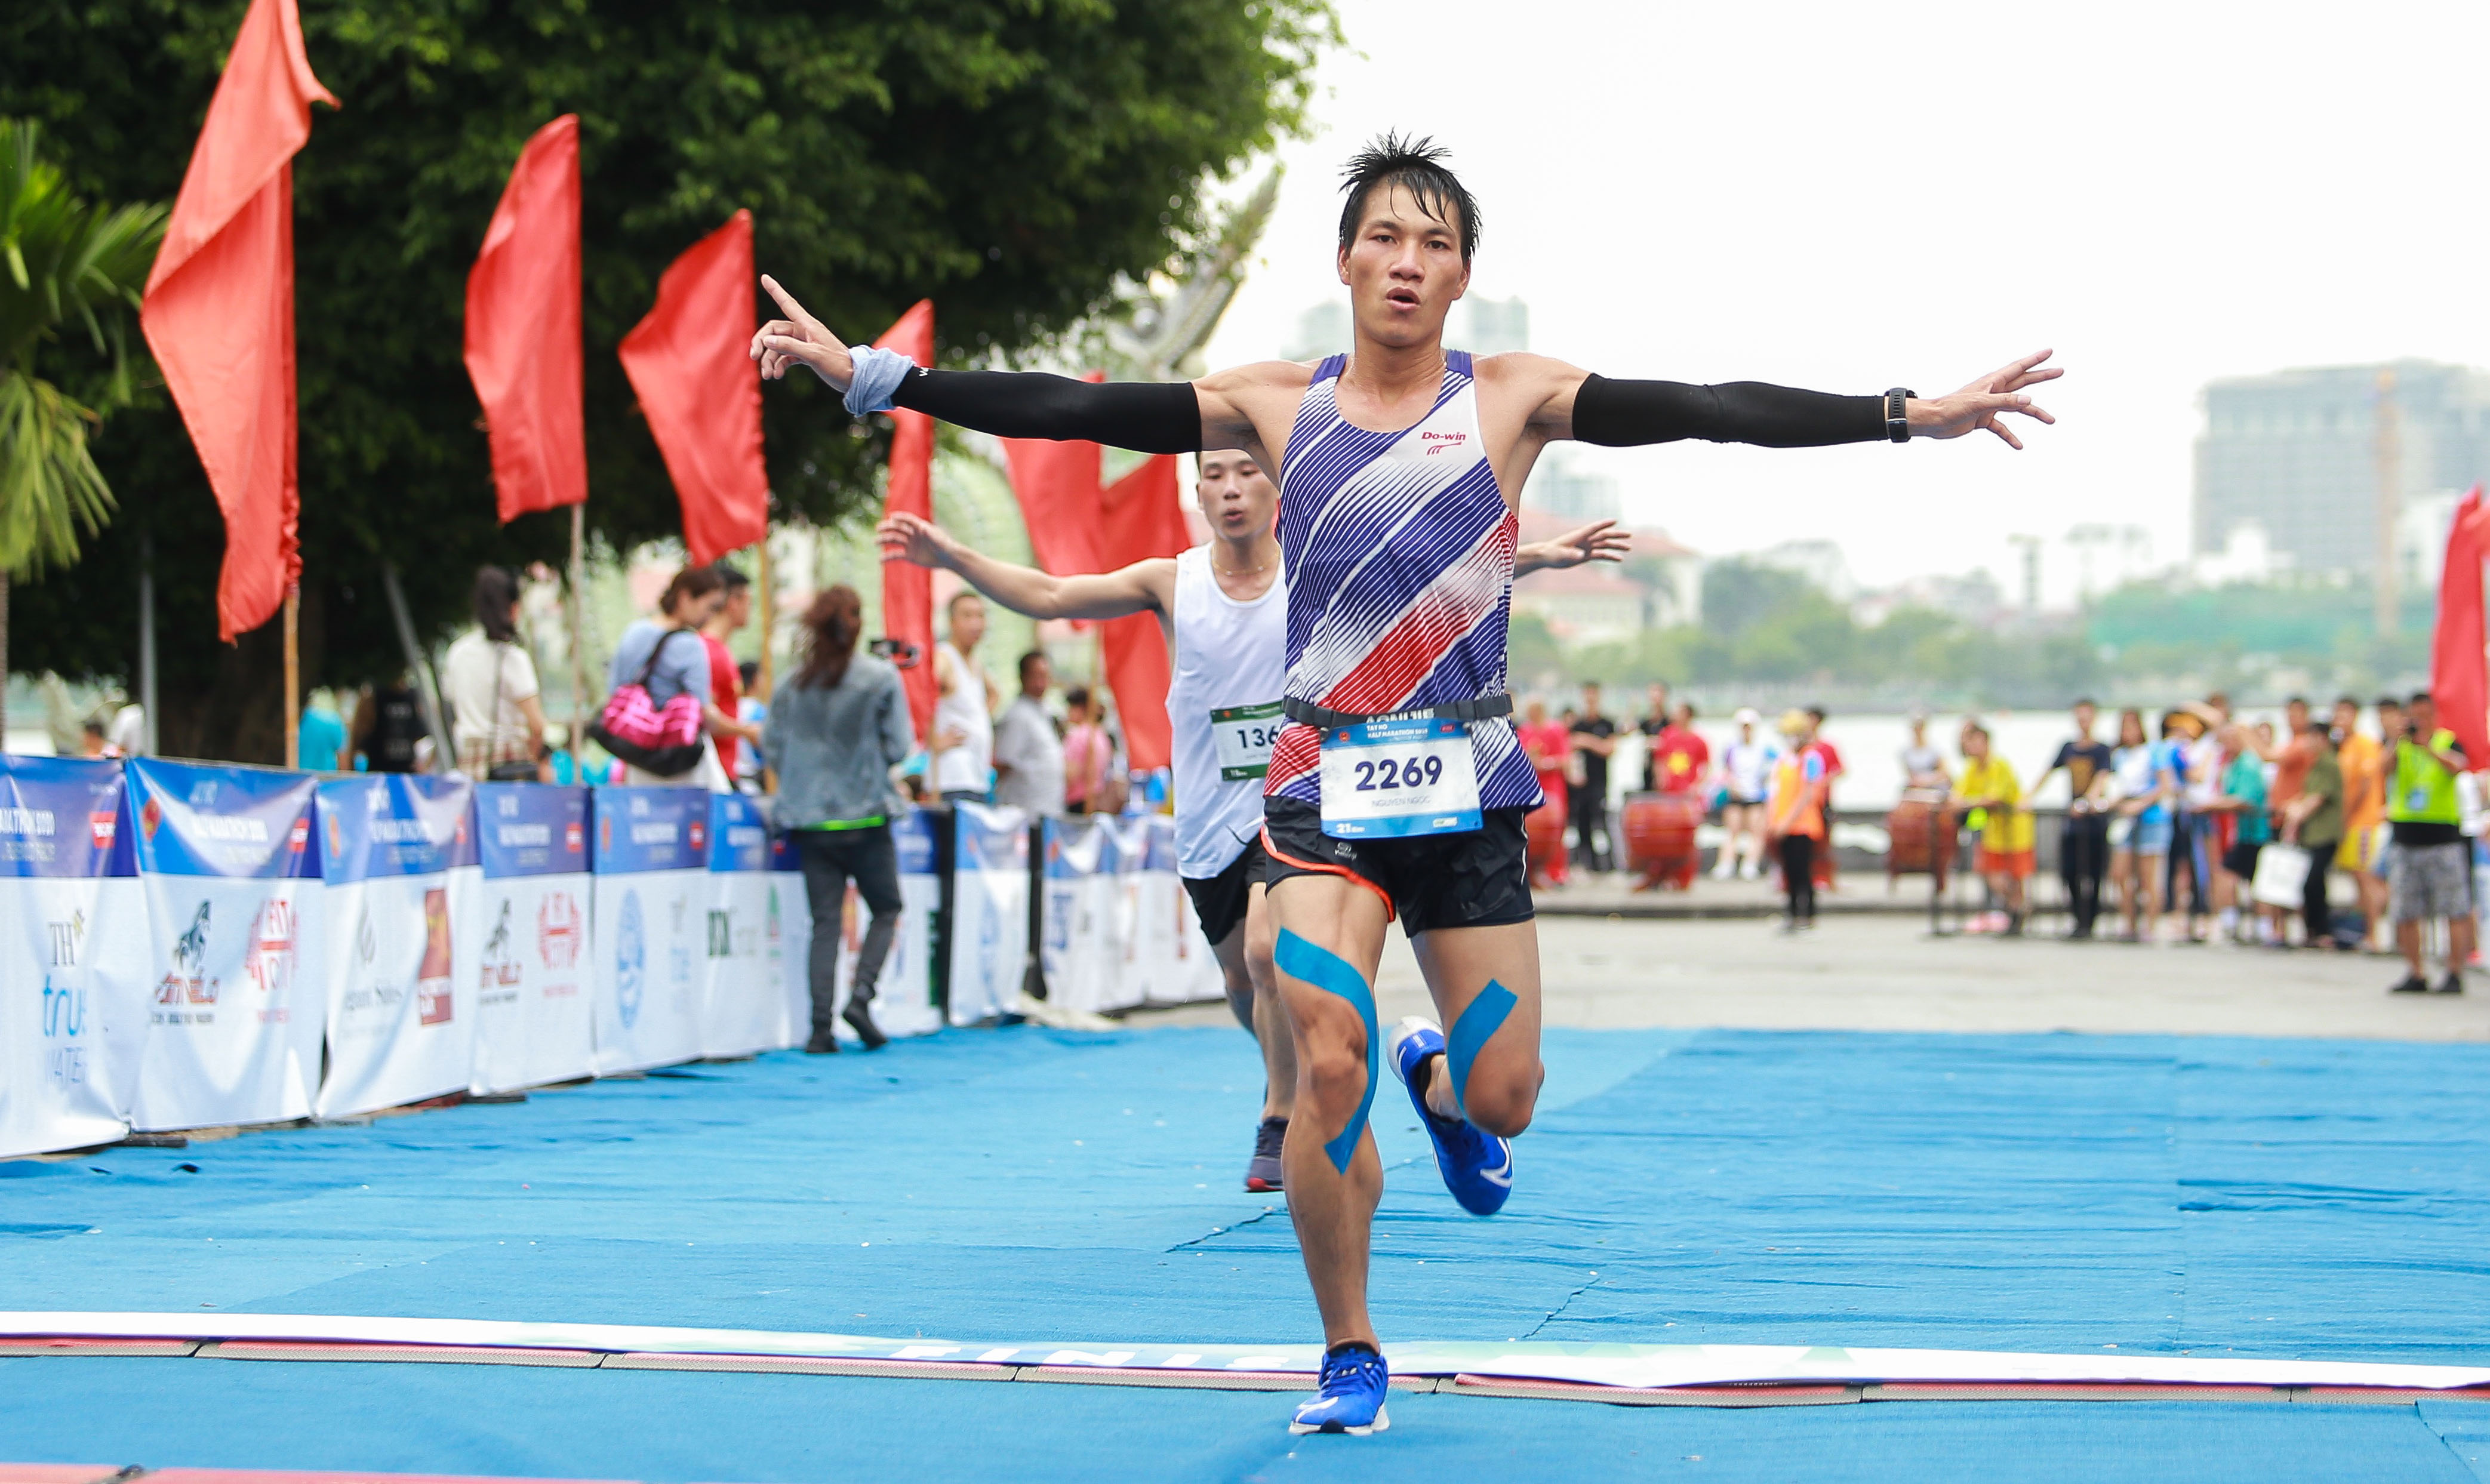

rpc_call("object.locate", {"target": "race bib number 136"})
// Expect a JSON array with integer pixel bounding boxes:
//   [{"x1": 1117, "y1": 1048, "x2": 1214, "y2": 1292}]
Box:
[{"x1": 1211, "y1": 701, "x2": 1284, "y2": 781}]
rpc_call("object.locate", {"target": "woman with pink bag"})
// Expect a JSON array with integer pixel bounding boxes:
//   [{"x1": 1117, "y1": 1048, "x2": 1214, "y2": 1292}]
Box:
[{"x1": 595, "y1": 566, "x2": 761, "y2": 789}]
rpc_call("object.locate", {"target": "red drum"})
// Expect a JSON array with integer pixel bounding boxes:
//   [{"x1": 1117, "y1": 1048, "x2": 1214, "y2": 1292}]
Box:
[
  {"x1": 1622, "y1": 792, "x2": 1703, "y2": 891},
  {"x1": 1885, "y1": 791, "x2": 1959, "y2": 887},
  {"x1": 1526, "y1": 793, "x2": 1569, "y2": 888}
]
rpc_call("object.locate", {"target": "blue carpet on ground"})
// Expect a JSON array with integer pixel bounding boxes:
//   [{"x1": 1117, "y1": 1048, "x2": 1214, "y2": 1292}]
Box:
[{"x1": 3, "y1": 1024, "x2": 2490, "y2": 1480}]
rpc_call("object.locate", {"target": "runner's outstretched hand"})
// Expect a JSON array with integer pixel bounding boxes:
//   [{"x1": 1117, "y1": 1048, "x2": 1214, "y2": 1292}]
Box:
[
  {"x1": 1518, "y1": 519, "x2": 1630, "y2": 574},
  {"x1": 1908, "y1": 350, "x2": 2061, "y2": 449},
  {"x1": 751, "y1": 276, "x2": 856, "y2": 390},
  {"x1": 876, "y1": 510, "x2": 955, "y2": 569}
]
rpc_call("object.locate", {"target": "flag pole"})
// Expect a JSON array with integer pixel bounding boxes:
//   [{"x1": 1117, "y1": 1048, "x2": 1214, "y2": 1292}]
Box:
[
  {"x1": 755, "y1": 522, "x2": 776, "y2": 792},
  {"x1": 569, "y1": 501, "x2": 592, "y2": 737},
  {"x1": 282, "y1": 584, "x2": 300, "y2": 767}
]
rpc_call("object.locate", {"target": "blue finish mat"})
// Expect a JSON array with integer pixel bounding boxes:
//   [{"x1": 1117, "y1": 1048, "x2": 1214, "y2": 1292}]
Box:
[{"x1": 4, "y1": 1024, "x2": 2490, "y2": 1480}]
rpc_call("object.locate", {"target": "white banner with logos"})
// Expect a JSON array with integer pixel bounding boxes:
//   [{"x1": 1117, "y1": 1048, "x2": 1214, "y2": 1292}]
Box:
[
  {"x1": 1137, "y1": 815, "x2": 1223, "y2": 1006},
  {"x1": 470, "y1": 784, "x2": 594, "y2": 1095},
  {"x1": 0, "y1": 758, "x2": 146, "y2": 1159},
  {"x1": 701, "y1": 794, "x2": 784, "y2": 1059},
  {"x1": 314, "y1": 775, "x2": 481, "y2": 1120},
  {"x1": 1041, "y1": 817, "x2": 1133, "y2": 1015},
  {"x1": 947, "y1": 802, "x2": 1030, "y2": 1026},
  {"x1": 124, "y1": 760, "x2": 327, "y2": 1132},
  {"x1": 591, "y1": 787, "x2": 710, "y2": 1075}
]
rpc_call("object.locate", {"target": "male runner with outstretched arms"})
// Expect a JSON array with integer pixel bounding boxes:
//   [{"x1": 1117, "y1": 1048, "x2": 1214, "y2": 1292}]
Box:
[
  {"x1": 754, "y1": 134, "x2": 2057, "y2": 1436},
  {"x1": 877, "y1": 451, "x2": 1629, "y2": 1194}
]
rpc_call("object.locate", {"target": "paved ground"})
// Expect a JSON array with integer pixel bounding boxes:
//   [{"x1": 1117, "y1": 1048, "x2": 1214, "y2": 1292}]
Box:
[{"x1": 1139, "y1": 910, "x2": 2490, "y2": 1043}]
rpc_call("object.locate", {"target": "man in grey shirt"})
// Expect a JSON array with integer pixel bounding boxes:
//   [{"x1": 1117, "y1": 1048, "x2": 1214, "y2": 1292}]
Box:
[{"x1": 991, "y1": 649, "x2": 1064, "y2": 815}]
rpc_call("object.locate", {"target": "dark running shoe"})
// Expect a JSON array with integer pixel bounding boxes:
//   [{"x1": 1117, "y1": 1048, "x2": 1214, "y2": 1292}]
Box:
[
  {"x1": 2437, "y1": 974, "x2": 2467, "y2": 996},
  {"x1": 1245, "y1": 1116, "x2": 1286, "y2": 1193},
  {"x1": 803, "y1": 1031, "x2": 840, "y2": 1054},
  {"x1": 2390, "y1": 975, "x2": 2430, "y2": 995},
  {"x1": 843, "y1": 996, "x2": 889, "y2": 1049},
  {"x1": 1289, "y1": 1342, "x2": 1390, "y2": 1435}
]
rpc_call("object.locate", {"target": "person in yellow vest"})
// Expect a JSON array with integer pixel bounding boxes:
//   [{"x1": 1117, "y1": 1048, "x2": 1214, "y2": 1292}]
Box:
[
  {"x1": 2386, "y1": 691, "x2": 2471, "y2": 995},
  {"x1": 1954, "y1": 719, "x2": 2033, "y2": 935}
]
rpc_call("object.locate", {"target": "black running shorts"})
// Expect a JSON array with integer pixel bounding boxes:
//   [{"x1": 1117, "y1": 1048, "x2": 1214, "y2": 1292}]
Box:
[
  {"x1": 1181, "y1": 838, "x2": 1267, "y2": 947},
  {"x1": 1260, "y1": 796, "x2": 1534, "y2": 935}
]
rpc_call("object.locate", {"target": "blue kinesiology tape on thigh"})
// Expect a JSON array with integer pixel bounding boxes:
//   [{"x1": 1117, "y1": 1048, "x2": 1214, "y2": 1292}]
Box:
[
  {"x1": 1273, "y1": 929, "x2": 1378, "y2": 1174},
  {"x1": 1445, "y1": 980, "x2": 1516, "y2": 1117}
]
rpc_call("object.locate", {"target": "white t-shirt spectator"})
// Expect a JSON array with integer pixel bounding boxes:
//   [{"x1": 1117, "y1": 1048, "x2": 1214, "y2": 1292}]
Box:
[
  {"x1": 992, "y1": 694, "x2": 1064, "y2": 815},
  {"x1": 443, "y1": 629, "x2": 539, "y2": 774}
]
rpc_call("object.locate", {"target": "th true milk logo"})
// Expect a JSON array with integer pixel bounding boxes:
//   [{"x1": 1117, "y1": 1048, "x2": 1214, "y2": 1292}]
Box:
[
  {"x1": 614, "y1": 888, "x2": 645, "y2": 1029},
  {"x1": 156, "y1": 900, "x2": 218, "y2": 1018}
]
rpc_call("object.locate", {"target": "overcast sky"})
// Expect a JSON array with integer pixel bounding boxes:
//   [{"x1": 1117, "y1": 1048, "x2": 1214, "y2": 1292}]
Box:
[{"x1": 1202, "y1": 0, "x2": 2490, "y2": 596}]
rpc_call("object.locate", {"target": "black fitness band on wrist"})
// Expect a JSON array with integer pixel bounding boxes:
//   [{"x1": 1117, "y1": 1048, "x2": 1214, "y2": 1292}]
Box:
[{"x1": 1885, "y1": 387, "x2": 1915, "y2": 444}]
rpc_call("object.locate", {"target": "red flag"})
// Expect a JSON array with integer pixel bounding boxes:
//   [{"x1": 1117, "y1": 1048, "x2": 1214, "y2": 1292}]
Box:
[
  {"x1": 618, "y1": 210, "x2": 767, "y2": 565},
  {"x1": 875, "y1": 301, "x2": 938, "y2": 741},
  {"x1": 140, "y1": 0, "x2": 336, "y2": 641},
  {"x1": 1095, "y1": 456, "x2": 1190, "y2": 773},
  {"x1": 999, "y1": 372, "x2": 1106, "y2": 582},
  {"x1": 2431, "y1": 484, "x2": 2490, "y2": 767},
  {"x1": 464, "y1": 115, "x2": 584, "y2": 523}
]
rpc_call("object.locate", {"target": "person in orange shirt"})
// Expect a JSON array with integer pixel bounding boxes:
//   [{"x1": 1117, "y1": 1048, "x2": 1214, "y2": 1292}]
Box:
[
  {"x1": 1519, "y1": 697, "x2": 1572, "y2": 886},
  {"x1": 1651, "y1": 701, "x2": 1710, "y2": 794},
  {"x1": 2332, "y1": 695, "x2": 2394, "y2": 948},
  {"x1": 1766, "y1": 710, "x2": 1828, "y2": 931}
]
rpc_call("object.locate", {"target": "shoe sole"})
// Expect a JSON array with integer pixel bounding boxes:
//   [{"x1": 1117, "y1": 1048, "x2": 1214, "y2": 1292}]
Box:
[
  {"x1": 1245, "y1": 1177, "x2": 1282, "y2": 1193},
  {"x1": 1289, "y1": 1404, "x2": 1389, "y2": 1436}
]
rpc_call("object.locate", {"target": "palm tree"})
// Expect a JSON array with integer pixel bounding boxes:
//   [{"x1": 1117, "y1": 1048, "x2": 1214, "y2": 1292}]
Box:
[{"x1": 0, "y1": 118, "x2": 166, "y2": 743}]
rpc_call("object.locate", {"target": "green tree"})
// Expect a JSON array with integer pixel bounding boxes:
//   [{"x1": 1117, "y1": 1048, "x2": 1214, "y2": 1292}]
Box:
[
  {"x1": 0, "y1": 117, "x2": 164, "y2": 738},
  {"x1": 1, "y1": 0, "x2": 1331, "y2": 761}
]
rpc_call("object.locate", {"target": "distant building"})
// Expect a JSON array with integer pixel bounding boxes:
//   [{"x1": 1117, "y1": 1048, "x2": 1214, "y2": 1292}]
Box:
[
  {"x1": 1282, "y1": 302, "x2": 1349, "y2": 362},
  {"x1": 1752, "y1": 538, "x2": 1858, "y2": 602},
  {"x1": 2194, "y1": 359, "x2": 2490, "y2": 579},
  {"x1": 1523, "y1": 453, "x2": 1620, "y2": 521},
  {"x1": 1510, "y1": 509, "x2": 1700, "y2": 645}
]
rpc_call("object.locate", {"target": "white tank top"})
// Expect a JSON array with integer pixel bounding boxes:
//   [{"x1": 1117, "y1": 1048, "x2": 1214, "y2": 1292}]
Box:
[
  {"x1": 1167, "y1": 544, "x2": 1288, "y2": 878},
  {"x1": 931, "y1": 642, "x2": 994, "y2": 793}
]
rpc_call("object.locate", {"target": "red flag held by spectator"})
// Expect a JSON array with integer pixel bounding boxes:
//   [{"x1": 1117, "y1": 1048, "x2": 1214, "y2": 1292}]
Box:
[
  {"x1": 1096, "y1": 455, "x2": 1190, "y2": 773},
  {"x1": 464, "y1": 115, "x2": 584, "y2": 523},
  {"x1": 618, "y1": 210, "x2": 767, "y2": 565},
  {"x1": 2430, "y1": 484, "x2": 2490, "y2": 767},
  {"x1": 140, "y1": 0, "x2": 336, "y2": 641},
  {"x1": 876, "y1": 301, "x2": 938, "y2": 741}
]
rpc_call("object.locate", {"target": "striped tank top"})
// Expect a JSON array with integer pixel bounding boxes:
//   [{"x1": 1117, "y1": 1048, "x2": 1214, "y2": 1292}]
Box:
[{"x1": 1263, "y1": 350, "x2": 1541, "y2": 814}]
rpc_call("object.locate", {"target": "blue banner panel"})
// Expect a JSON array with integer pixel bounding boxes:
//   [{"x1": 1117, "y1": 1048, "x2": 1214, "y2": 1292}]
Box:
[
  {"x1": 0, "y1": 755, "x2": 133, "y2": 880},
  {"x1": 475, "y1": 784, "x2": 590, "y2": 880},
  {"x1": 591, "y1": 787, "x2": 710, "y2": 875},
  {"x1": 127, "y1": 759, "x2": 319, "y2": 879},
  {"x1": 707, "y1": 793, "x2": 771, "y2": 873},
  {"x1": 317, "y1": 774, "x2": 478, "y2": 883}
]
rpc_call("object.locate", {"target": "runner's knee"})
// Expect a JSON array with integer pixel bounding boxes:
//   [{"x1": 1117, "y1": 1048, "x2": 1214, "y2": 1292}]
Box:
[
  {"x1": 1459, "y1": 1061, "x2": 1540, "y2": 1138},
  {"x1": 1299, "y1": 1032, "x2": 1371, "y2": 1109}
]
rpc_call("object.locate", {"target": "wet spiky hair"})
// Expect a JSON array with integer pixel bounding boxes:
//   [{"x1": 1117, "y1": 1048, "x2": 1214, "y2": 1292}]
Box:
[{"x1": 1337, "y1": 131, "x2": 1479, "y2": 263}]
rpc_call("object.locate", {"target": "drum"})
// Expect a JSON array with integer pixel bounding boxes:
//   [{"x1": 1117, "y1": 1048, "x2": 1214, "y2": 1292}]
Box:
[
  {"x1": 1621, "y1": 792, "x2": 1703, "y2": 890},
  {"x1": 1526, "y1": 792, "x2": 1569, "y2": 888},
  {"x1": 1886, "y1": 790, "x2": 1959, "y2": 886}
]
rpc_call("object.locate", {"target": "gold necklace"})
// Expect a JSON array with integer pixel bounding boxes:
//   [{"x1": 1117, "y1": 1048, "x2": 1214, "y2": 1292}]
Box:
[{"x1": 1213, "y1": 551, "x2": 1275, "y2": 578}]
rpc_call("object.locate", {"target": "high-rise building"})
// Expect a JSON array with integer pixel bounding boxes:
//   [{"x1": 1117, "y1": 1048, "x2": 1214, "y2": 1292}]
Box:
[
  {"x1": 1522, "y1": 454, "x2": 1619, "y2": 521},
  {"x1": 2194, "y1": 359, "x2": 2490, "y2": 578},
  {"x1": 1281, "y1": 301, "x2": 1349, "y2": 362}
]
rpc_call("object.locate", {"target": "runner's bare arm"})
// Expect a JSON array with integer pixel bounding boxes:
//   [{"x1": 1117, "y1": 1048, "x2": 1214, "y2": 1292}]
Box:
[
  {"x1": 878, "y1": 511, "x2": 1175, "y2": 621},
  {"x1": 1490, "y1": 350, "x2": 2061, "y2": 451},
  {"x1": 1515, "y1": 519, "x2": 1630, "y2": 575},
  {"x1": 755, "y1": 277, "x2": 1313, "y2": 457}
]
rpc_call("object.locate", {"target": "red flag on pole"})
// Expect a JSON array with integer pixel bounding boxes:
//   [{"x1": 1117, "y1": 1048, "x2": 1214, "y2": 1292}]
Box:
[
  {"x1": 999, "y1": 374, "x2": 1106, "y2": 584},
  {"x1": 464, "y1": 115, "x2": 584, "y2": 523},
  {"x1": 1096, "y1": 455, "x2": 1190, "y2": 772},
  {"x1": 875, "y1": 301, "x2": 938, "y2": 741},
  {"x1": 2430, "y1": 484, "x2": 2490, "y2": 766},
  {"x1": 140, "y1": 0, "x2": 335, "y2": 641},
  {"x1": 618, "y1": 210, "x2": 767, "y2": 565}
]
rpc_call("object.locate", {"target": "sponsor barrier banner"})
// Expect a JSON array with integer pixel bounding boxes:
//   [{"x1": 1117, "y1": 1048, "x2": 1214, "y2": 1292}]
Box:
[
  {"x1": 946, "y1": 802, "x2": 1029, "y2": 1026},
  {"x1": 471, "y1": 784, "x2": 593, "y2": 1094},
  {"x1": 0, "y1": 757, "x2": 144, "y2": 1158},
  {"x1": 1041, "y1": 816, "x2": 1131, "y2": 1015},
  {"x1": 1139, "y1": 814, "x2": 1223, "y2": 1006},
  {"x1": 701, "y1": 793, "x2": 783, "y2": 1058},
  {"x1": 314, "y1": 775, "x2": 481, "y2": 1119},
  {"x1": 767, "y1": 830, "x2": 812, "y2": 1046},
  {"x1": 124, "y1": 759, "x2": 325, "y2": 1131},
  {"x1": 590, "y1": 787, "x2": 710, "y2": 1074}
]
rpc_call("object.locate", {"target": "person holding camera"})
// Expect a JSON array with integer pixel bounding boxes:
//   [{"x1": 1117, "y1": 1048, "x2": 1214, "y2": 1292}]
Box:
[{"x1": 444, "y1": 565, "x2": 551, "y2": 781}]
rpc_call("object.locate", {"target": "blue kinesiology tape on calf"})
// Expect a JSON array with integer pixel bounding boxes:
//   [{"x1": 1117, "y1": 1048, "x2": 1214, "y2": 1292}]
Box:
[
  {"x1": 1273, "y1": 929, "x2": 1379, "y2": 1174},
  {"x1": 1445, "y1": 980, "x2": 1517, "y2": 1118}
]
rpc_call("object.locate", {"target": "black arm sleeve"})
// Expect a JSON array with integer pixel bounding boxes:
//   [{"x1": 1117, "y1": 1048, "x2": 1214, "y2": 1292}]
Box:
[
  {"x1": 1570, "y1": 374, "x2": 1883, "y2": 449},
  {"x1": 888, "y1": 368, "x2": 1202, "y2": 454}
]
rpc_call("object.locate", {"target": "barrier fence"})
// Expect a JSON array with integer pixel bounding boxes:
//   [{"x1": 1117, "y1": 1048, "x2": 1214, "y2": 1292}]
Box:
[{"x1": 0, "y1": 758, "x2": 1224, "y2": 1160}]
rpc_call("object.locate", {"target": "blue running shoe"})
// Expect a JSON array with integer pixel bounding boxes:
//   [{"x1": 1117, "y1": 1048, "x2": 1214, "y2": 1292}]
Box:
[
  {"x1": 1289, "y1": 1343, "x2": 1391, "y2": 1434},
  {"x1": 1387, "y1": 1014, "x2": 1513, "y2": 1216}
]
